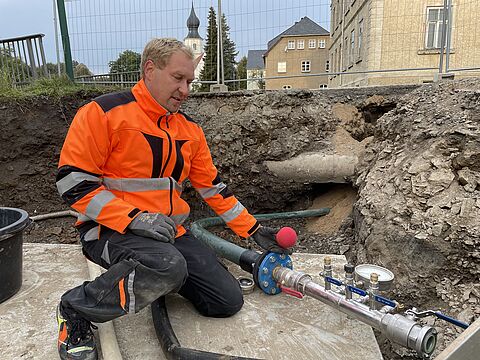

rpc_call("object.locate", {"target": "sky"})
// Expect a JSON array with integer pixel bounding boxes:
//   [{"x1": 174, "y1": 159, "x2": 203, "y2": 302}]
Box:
[{"x1": 0, "y1": 0, "x2": 331, "y2": 74}]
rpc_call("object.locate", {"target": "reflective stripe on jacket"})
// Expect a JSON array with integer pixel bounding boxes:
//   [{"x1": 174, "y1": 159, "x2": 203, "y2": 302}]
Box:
[{"x1": 57, "y1": 79, "x2": 259, "y2": 238}]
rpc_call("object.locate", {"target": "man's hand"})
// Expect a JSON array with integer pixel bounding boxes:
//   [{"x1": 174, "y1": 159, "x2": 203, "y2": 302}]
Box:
[
  {"x1": 251, "y1": 226, "x2": 291, "y2": 254},
  {"x1": 128, "y1": 212, "x2": 177, "y2": 243}
]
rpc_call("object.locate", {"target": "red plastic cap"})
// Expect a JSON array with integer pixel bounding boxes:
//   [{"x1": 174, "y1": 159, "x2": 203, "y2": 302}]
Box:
[{"x1": 276, "y1": 227, "x2": 297, "y2": 248}]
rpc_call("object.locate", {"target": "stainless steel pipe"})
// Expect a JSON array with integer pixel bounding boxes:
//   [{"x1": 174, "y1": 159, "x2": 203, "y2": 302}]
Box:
[{"x1": 273, "y1": 267, "x2": 437, "y2": 358}]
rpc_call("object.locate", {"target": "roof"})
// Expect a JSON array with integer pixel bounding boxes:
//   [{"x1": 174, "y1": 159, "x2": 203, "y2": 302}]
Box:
[
  {"x1": 247, "y1": 50, "x2": 266, "y2": 70},
  {"x1": 186, "y1": 3, "x2": 202, "y2": 39},
  {"x1": 266, "y1": 16, "x2": 329, "y2": 54}
]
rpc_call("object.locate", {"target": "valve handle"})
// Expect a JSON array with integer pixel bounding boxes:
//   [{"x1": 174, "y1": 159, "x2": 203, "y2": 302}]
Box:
[
  {"x1": 347, "y1": 285, "x2": 368, "y2": 297},
  {"x1": 374, "y1": 295, "x2": 397, "y2": 308},
  {"x1": 280, "y1": 285, "x2": 304, "y2": 299},
  {"x1": 435, "y1": 312, "x2": 469, "y2": 329},
  {"x1": 325, "y1": 276, "x2": 343, "y2": 287}
]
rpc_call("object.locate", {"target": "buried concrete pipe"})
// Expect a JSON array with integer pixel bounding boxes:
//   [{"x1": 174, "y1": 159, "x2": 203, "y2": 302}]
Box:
[{"x1": 265, "y1": 153, "x2": 358, "y2": 183}]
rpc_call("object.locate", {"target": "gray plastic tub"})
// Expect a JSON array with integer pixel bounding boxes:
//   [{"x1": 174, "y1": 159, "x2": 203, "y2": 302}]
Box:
[{"x1": 0, "y1": 207, "x2": 30, "y2": 303}]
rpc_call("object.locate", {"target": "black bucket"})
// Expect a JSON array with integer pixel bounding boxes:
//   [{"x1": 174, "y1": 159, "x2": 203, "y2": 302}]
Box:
[{"x1": 0, "y1": 207, "x2": 30, "y2": 303}]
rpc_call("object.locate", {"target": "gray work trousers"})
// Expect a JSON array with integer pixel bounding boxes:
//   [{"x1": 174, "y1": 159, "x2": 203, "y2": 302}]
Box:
[{"x1": 60, "y1": 226, "x2": 244, "y2": 323}]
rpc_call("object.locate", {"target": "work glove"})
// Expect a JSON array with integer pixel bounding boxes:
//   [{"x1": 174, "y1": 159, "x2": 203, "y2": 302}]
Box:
[
  {"x1": 251, "y1": 226, "x2": 291, "y2": 254},
  {"x1": 128, "y1": 212, "x2": 177, "y2": 243}
]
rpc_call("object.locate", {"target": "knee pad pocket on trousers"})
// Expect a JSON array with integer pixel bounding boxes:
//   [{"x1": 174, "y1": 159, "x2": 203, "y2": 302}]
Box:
[{"x1": 132, "y1": 255, "x2": 188, "y2": 310}]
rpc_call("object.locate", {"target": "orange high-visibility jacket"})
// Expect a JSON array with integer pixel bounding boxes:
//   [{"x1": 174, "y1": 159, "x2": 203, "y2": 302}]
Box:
[{"x1": 56, "y1": 79, "x2": 259, "y2": 239}]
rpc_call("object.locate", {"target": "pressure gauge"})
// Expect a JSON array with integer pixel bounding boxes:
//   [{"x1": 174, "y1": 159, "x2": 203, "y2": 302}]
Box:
[{"x1": 354, "y1": 264, "x2": 394, "y2": 291}]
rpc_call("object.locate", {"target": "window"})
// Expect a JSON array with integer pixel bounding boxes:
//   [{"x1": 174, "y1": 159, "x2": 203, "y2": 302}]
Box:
[
  {"x1": 358, "y1": 19, "x2": 363, "y2": 58},
  {"x1": 338, "y1": 43, "x2": 342, "y2": 71},
  {"x1": 426, "y1": 7, "x2": 445, "y2": 49},
  {"x1": 325, "y1": 60, "x2": 330, "y2": 72},
  {"x1": 287, "y1": 40, "x2": 295, "y2": 49},
  {"x1": 277, "y1": 61, "x2": 287, "y2": 73},
  {"x1": 319, "y1": 39, "x2": 326, "y2": 48},
  {"x1": 301, "y1": 60, "x2": 311, "y2": 72},
  {"x1": 297, "y1": 39, "x2": 305, "y2": 49},
  {"x1": 350, "y1": 30, "x2": 355, "y2": 64},
  {"x1": 334, "y1": 49, "x2": 337, "y2": 73},
  {"x1": 193, "y1": 43, "x2": 197, "y2": 51},
  {"x1": 319, "y1": 84, "x2": 327, "y2": 89},
  {"x1": 282, "y1": 85, "x2": 292, "y2": 90},
  {"x1": 308, "y1": 39, "x2": 316, "y2": 48},
  {"x1": 332, "y1": 7, "x2": 336, "y2": 29}
]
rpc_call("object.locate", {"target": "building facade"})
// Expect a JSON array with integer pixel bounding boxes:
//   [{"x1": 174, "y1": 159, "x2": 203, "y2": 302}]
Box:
[
  {"x1": 264, "y1": 17, "x2": 330, "y2": 90},
  {"x1": 329, "y1": 0, "x2": 480, "y2": 87},
  {"x1": 246, "y1": 50, "x2": 266, "y2": 90}
]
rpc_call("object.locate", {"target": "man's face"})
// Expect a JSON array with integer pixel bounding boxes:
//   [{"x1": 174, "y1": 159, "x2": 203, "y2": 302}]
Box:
[{"x1": 143, "y1": 51, "x2": 195, "y2": 113}]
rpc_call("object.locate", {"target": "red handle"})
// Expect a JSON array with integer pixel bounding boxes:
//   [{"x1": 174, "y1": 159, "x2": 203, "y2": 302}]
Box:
[{"x1": 280, "y1": 285, "x2": 304, "y2": 299}]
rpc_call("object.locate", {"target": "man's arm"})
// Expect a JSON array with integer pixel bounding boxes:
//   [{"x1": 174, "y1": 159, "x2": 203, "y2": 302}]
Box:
[
  {"x1": 188, "y1": 127, "x2": 259, "y2": 238},
  {"x1": 56, "y1": 102, "x2": 141, "y2": 233}
]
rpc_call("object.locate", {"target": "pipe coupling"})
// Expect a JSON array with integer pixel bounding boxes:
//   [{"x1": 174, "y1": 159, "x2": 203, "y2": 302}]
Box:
[
  {"x1": 382, "y1": 313, "x2": 437, "y2": 357},
  {"x1": 274, "y1": 267, "x2": 312, "y2": 294}
]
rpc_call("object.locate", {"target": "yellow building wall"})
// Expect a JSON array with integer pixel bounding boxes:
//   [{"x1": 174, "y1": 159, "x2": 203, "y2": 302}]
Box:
[
  {"x1": 264, "y1": 35, "x2": 330, "y2": 90},
  {"x1": 329, "y1": 0, "x2": 480, "y2": 87}
]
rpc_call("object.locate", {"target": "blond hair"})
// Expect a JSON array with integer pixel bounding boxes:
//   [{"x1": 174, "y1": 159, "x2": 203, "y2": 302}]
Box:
[{"x1": 140, "y1": 38, "x2": 194, "y2": 78}]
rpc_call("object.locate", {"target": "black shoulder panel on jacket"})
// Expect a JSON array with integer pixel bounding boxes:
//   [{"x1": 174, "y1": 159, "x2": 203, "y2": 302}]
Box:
[
  {"x1": 178, "y1": 110, "x2": 197, "y2": 123},
  {"x1": 94, "y1": 91, "x2": 136, "y2": 113}
]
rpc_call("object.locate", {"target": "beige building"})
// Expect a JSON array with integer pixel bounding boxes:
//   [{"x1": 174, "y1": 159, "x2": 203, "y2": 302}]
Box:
[
  {"x1": 329, "y1": 0, "x2": 480, "y2": 87},
  {"x1": 246, "y1": 50, "x2": 266, "y2": 90},
  {"x1": 264, "y1": 17, "x2": 330, "y2": 90}
]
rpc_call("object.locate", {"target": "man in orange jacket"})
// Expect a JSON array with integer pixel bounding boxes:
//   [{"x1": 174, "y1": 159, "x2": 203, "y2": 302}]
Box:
[{"x1": 55, "y1": 38, "x2": 287, "y2": 360}]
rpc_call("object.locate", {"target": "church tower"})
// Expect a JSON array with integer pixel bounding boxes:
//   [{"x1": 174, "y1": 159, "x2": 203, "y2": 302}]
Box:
[{"x1": 184, "y1": 2, "x2": 204, "y2": 80}]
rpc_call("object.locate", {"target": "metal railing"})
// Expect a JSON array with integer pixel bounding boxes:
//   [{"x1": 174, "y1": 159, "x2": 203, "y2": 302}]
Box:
[{"x1": 0, "y1": 34, "x2": 49, "y2": 86}]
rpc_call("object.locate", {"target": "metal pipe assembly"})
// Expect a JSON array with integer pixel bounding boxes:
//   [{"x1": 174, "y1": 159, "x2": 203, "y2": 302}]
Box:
[
  {"x1": 190, "y1": 209, "x2": 469, "y2": 359},
  {"x1": 273, "y1": 265, "x2": 437, "y2": 357}
]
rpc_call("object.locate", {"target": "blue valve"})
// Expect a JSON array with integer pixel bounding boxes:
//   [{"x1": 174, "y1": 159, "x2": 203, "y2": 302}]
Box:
[
  {"x1": 435, "y1": 312, "x2": 469, "y2": 329},
  {"x1": 325, "y1": 276, "x2": 343, "y2": 287},
  {"x1": 347, "y1": 285, "x2": 367, "y2": 297},
  {"x1": 374, "y1": 295, "x2": 397, "y2": 308}
]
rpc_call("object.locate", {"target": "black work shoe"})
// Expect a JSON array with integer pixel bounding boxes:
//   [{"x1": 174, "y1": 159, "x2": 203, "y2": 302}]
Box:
[{"x1": 56, "y1": 303, "x2": 98, "y2": 360}]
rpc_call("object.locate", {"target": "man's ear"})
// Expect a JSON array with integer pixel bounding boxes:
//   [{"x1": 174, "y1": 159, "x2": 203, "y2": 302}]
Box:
[
  {"x1": 143, "y1": 60, "x2": 155, "y2": 80},
  {"x1": 193, "y1": 53, "x2": 204, "y2": 69}
]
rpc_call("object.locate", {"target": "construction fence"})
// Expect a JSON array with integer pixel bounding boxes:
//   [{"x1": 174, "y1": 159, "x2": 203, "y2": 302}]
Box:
[{"x1": 2, "y1": 1, "x2": 479, "y2": 89}]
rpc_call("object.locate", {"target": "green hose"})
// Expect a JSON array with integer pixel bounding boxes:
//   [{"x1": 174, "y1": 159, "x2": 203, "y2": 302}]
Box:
[{"x1": 190, "y1": 208, "x2": 330, "y2": 266}]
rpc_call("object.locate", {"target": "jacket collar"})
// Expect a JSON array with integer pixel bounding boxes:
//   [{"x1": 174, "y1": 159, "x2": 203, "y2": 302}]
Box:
[{"x1": 132, "y1": 79, "x2": 169, "y2": 122}]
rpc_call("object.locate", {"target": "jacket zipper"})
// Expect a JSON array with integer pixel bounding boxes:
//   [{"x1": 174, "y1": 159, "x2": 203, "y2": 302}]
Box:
[{"x1": 157, "y1": 113, "x2": 174, "y2": 216}]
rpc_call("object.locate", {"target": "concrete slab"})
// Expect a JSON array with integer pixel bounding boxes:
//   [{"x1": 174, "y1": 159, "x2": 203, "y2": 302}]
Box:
[
  {"x1": 0, "y1": 244, "x2": 383, "y2": 360},
  {"x1": 0, "y1": 243, "x2": 90, "y2": 359},
  {"x1": 115, "y1": 253, "x2": 383, "y2": 360}
]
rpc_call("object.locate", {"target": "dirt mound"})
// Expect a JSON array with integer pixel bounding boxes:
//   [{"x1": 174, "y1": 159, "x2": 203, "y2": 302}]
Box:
[
  {"x1": 355, "y1": 78, "x2": 480, "y2": 356},
  {"x1": 3, "y1": 82, "x2": 477, "y2": 358}
]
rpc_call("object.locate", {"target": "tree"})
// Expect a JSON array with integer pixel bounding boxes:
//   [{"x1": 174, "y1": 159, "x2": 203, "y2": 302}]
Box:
[
  {"x1": 74, "y1": 63, "x2": 93, "y2": 77},
  {"x1": 0, "y1": 48, "x2": 32, "y2": 84},
  {"x1": 199, "y1": 7, "x2": 218, "y2": 92},
  {"x1": 109, "y1": 50, "x2": 141, "y2": 82},
  {"x1": 199, "y1": 7, "x2": 239, "y2": 91},
  {"x1": 236, "y1": 56, "x2": 247, "y2": 90},
  {"x1": 220, "y1": 13, "x2": 238, "y2": 90},
  {"x1": 45, "y1": 60, "x2": 92, "y2": 78},
  {"x1": 46, "y1": 62, "x2": 65, "y2": 76}
]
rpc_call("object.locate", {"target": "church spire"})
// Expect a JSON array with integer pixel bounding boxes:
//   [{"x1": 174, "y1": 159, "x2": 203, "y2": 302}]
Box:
[{"x1": 186, "y1": 2, "x2": 202, "y2": 39}]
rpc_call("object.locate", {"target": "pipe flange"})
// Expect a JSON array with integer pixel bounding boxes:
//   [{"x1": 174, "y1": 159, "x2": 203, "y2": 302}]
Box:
[
  {"x1": 257, "y1": 252, "x2": 293, "y2": 295},
  {"x1": 238, "y1": 276, "x2": 255, "y2": 295}
]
